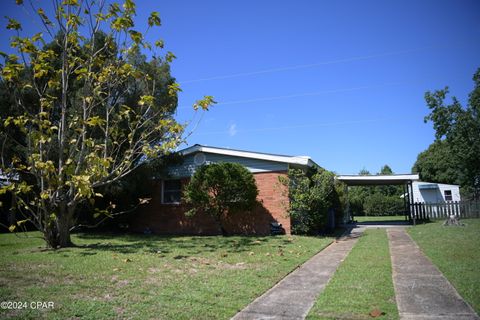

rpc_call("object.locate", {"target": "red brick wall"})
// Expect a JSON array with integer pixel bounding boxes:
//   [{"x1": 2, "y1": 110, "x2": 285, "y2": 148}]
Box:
[{"x1": 129, "y1": 171, "x2": 290, "y2": 235}]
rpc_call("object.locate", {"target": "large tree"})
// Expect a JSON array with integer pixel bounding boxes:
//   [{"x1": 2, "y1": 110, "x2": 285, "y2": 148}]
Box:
[
  {"x1": 415, "y1": 68, "x2": 480, "y2": 199},
  {"x1": 0, "y1": 0, "x2": 214, "y2": 248},
  {"x1": 412, "y1": 140, "x2": 460, "y2": 185}
]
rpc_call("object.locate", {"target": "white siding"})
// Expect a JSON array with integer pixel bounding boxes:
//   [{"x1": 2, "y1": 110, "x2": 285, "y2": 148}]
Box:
[
  {"x1": 412, "y1": 181, "x2": 461, "y2": 203},
  {"x1": 166, "y1": 152, "x2": 288, "y2": 178}
]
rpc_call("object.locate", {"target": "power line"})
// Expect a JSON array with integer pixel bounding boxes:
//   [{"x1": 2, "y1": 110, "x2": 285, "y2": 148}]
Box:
[
  {"x1": 177, "y1": 82, "x2": 405, "y2": 110},
  {"x1": 179, "y1": 47, "x2": 431, "y2": 84},
  {"x1": 193, "y1": 117, "x2": 412, "y2": 136}
]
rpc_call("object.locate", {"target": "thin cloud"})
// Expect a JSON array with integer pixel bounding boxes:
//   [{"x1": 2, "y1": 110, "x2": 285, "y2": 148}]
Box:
[
  {"x1": 195, "y1": 117, "x2": 412, "y2": 136},
  {"x1": 228, "y1": 124, "x2": 237, "y2": 137}
]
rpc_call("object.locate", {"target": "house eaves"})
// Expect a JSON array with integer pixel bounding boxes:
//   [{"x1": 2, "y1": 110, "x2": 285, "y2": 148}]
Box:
[{"x1": 178, "y1": 144, "x2": 318, "y2": 168}]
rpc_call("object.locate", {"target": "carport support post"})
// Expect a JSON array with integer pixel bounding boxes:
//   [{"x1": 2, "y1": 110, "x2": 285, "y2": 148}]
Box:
[
  {"x1": 403, "y1": 184, "x2": 408, "y2": 221},
  {"x1": 409, "y1": 181, "x2": 416, "y2": 226},
  {"x1": 344, "y1": 184, "x2": 351, "y2": 223}
]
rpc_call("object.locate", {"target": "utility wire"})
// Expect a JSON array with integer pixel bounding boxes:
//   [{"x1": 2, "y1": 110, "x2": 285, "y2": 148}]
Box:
[
  {"x1": 179, "y1": 47, "x2": 431, "y2": 84},
  {"x1": 177, "y1": 82, "x2": 405, "y2": 110},
  {"x1": 194, "y1": 117, "x2": 413, "y2": 136}
]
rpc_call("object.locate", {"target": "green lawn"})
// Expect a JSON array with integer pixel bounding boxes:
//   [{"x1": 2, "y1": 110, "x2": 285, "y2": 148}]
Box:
[
  {"x1": 0, "y1": 232, "x2": 331, "y2": 320},
  {"x1": 307, "y1": 229, "x2": 398, "y2": 320},
  {"x1": 408, "y1": 219, "x2": 480, "y2": 313},
  {"x1": 355, "y1": 215, "x2": 406, "y2": 222}
]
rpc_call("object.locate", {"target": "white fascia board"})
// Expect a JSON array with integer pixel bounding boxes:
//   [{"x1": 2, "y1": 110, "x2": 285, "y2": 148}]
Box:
[
  {"x1": 416, "y1": 181, "x2": 460, "y2": 188},
  {"x1": 180, "y1": 145, "x2": 312, "y2": 166},
  {"x1": 178, "y1": 144, "x2": 202, "y2": 155},
  {"x1": 337, "y1": 174, "x2": 420, "y2": 181},
  {"x1": 438, "y1": 183, "x2": 460, "y2": 188}
]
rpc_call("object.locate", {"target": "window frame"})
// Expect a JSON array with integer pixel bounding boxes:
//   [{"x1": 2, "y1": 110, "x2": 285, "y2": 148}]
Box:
[
  {"x1": 161, "y1": 179, "x2": 182, "y2": 205},
  {"x1": 444, "y1": 189, "x2": 453, "y2": 201}
]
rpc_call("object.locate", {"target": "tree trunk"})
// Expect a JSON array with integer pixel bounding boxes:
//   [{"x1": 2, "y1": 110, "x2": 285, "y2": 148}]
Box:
[
  {"x1": 214, "y1": 214, "x2": 228, "y2": 236},
  {"x1": 44, "y1": 203, "x2": 75, "y2": 249},
  {"x1": 220, "y1": 225, "x2": 228, "y2": 237},
  {"x1": 57, "y1": 212, "x2": 73, "y2": 247}
]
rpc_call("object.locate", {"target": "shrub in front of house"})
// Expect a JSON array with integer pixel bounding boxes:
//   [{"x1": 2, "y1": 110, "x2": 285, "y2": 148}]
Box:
[
  {"x1": 282, "y1": 167, "x2": 341, "y2": 234},
  {"x1": 183, "y1": 162, "x2": 258, "y2": 236}
]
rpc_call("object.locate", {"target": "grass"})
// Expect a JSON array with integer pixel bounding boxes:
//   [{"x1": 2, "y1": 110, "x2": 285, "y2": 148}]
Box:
[
  {"x1": 307, "y1": 229, "x2": 398, "y2": 320},
  {"x1": 408, "y1": 218, "x2": 480, "y2": 313},
  {"x1": 354, "y1": 215, "x2": 406, "y2": 222},
  {"x1": 0, "y1": 231, "x2": 331, "y2": 320}
]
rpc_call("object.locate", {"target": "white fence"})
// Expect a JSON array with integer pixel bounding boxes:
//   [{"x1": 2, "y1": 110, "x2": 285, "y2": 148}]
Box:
[{"x1": 410, "y1": 201, "x2": 480, "y2": 220}]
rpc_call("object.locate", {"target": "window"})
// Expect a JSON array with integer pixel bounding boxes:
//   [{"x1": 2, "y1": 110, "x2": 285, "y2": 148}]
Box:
[
  {"x1": 444, "y1": 190, "x2": 452, "y2": 201},
  {"x1": 162, "y1": 180, "x2": 182, "y2": 204}
]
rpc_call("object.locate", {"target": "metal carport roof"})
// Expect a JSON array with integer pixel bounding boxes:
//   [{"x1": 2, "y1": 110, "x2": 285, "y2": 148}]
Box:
[{"x1": 336, "y1": 174, "x2": 420, "y2": 186}]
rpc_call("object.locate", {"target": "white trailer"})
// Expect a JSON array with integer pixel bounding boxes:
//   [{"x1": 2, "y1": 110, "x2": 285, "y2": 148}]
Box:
[{"x1": 412, "y1": 181, "x2": 461, "y2": 203}]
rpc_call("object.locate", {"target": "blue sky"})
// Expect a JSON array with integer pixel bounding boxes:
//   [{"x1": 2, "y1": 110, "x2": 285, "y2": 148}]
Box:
[{"x1": 3, "y1": 1, "x2": 480, "y2": 174}]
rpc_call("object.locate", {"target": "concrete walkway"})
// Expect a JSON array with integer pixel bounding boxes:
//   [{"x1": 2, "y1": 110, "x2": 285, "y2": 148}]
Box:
[
  {"x1": 388, "y1": 228, "x2": 479, "y2": 320},
  {"x1": 232, "y1": 227, "x2": 365, "y2": 320}
]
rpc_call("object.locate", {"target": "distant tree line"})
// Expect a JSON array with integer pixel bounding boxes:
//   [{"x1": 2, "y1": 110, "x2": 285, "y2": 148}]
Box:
[{"x1": 349, "y1": 165, "x2": 405, "y2": 217}]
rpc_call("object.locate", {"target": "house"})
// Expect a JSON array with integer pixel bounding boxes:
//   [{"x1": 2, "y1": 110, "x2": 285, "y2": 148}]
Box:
[
  {"x1": 130, "y1": 144, "x2": 319, "y2": 235},
  {"x1": 412, "y1": 181, "x2": 461, "y2": 203},
  {"x1": 0, "y1": 170, "x2": 17, "y2": 186},
  {"x1": 0, "y1": 170, "x2": 17, "y2": 232}
]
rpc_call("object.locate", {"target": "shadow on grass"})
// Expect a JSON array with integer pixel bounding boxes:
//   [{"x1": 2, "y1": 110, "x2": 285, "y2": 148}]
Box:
[
  {"x1": 71, "y1": 232, "x2": 282, "y2": 256},
  {"x1": 356, "y1": 221, "x2": 410, "y2": 226},
  {"x1": 354, "y1": 219, "x2": 435, "y2": 226},
  {"x1": 410, "y1": 219, "x2": 436, "y2": 225}
]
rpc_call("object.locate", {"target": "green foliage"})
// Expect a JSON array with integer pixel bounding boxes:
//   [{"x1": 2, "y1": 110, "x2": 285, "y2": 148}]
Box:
[
  {"x1": 0, "y1": 0, "x2": 215, "y2": 248},
  {"x1": 282, "y1": 167, "x2": 341, "y2": 234},
  {"x1": 412, "y1": 140, "x2": 460, "y2": 185},
  {"x1": 183, "y1": 162, "x2": 258, "y2": 235},
  {"x1": 363, "y1": 193, "x2": 404, "y2": 216},
  {"x1": 148, "y1": 12, "x2": 161, "y2": 27},
  {"x1": 349, "y1": 166, "x2": 404, "y2": 217},
  {"x1": 348, "y1": 187, "x2": 368, "y2": 216},
  {"x1": 347, "y1": 168, "x2": 370, "y2": 216},
  {"x1": 416, "y1": 68, "x2": 480, "y2": 199}
]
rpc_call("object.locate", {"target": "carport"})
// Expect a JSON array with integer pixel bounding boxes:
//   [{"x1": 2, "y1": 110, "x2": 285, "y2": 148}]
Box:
[{"x1": 336, "y1": 174, "x2": 420, "y2": 224}]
